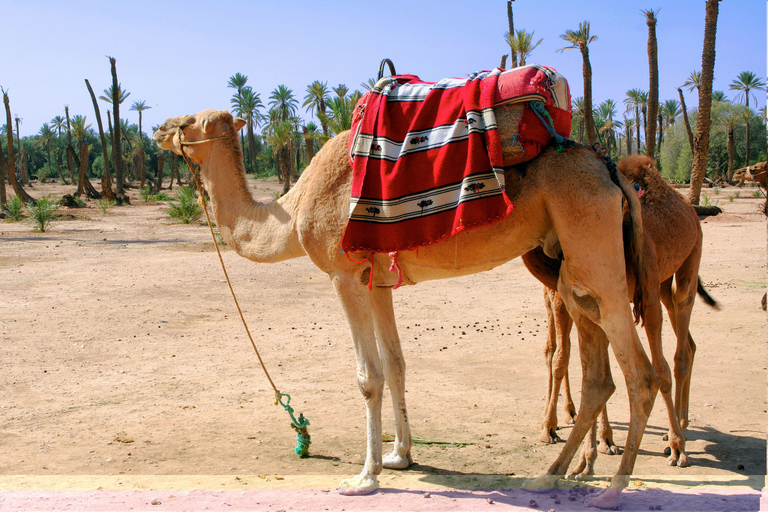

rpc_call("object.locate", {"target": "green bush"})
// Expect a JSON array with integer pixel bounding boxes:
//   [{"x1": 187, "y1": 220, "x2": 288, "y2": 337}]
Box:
[
  {"x1": 168, "y1": 186, "x2": 202, "y2": 224},
  {"x1": 97, "y1": 198, "x2": 116, "y2": 213},
  {"x1": 5, "y1": 196, "x2": 24, "y2": 221},
  {"x1": 26, "y1": 196, "x2": 57, "y2": 232}
]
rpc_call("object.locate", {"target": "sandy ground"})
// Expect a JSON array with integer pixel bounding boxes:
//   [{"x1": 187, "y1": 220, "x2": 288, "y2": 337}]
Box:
[{"x1": 0, "y1": 178, "x2": 765, "y2": 510}]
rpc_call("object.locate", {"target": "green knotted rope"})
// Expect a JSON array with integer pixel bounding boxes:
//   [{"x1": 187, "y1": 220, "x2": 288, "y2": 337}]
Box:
[{"x1": 276, "y1": 393, "x2": 311, "y2": 457}]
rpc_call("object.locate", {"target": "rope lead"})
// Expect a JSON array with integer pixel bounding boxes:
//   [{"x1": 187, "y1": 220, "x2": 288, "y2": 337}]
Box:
[{"x1": 178, "y1": 126, "x2": 310, "y2": 458}]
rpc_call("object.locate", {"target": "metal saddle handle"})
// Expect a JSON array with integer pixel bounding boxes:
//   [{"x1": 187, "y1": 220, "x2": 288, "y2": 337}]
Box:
[{"x1": 378, "y1": 58, "x2": 397, "y2": 80}]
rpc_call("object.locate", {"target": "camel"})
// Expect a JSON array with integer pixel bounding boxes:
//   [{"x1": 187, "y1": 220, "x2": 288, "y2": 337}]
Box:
[
  {"x1": 524, "y1": 154, "x2": 719, "y2": 472},
  {"x1": 732, "y1": 161, "x2": 767, "y2": 190},
  {"x1": 154, "y1": 109, "x2": 659, "y2": 509}
]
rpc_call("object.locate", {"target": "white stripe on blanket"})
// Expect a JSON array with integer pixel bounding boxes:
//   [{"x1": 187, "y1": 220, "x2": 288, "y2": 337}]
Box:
[{"x1": 348, "y1": 171, "x2": 504, "y2": 224}]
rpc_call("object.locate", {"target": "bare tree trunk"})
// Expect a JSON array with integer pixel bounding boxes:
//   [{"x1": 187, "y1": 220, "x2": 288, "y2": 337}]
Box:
[
  {"x1": 75, "y1": 142, "x2": 101, "y2": 199},
  {"x1": 507, "y1": 1, "x2": 517, "y2": 68},
  {"x1": 85, "y1": 79, "x2": 115, "y2": 201},
  {"x1": 64, "y1": 107, "x2": 76, "y2": 183},
  {"x1": 0, "y1": 139, "x2": 8, "y2": 207},
  {"x1": 678, "y1": 88, "x2": 695, "y2": 155},
  {"x1": 302, "y1": 126, "x2": 315, "y2": 162},
  {"x1": 689, "y1": 0, "x2": 720, "y2": 205},
  {"x1": 2, "y1": 91, "x2": 34, "y2": 204},
  {"x1": 156, "y1": 151, "x2": 164, "y2": 194},
  {"x1": 726, "y1": 127, "x2": 735, "y2": 181},
  {"x1": 109, "y1": 57, "x2": 125, "y2": 199}
]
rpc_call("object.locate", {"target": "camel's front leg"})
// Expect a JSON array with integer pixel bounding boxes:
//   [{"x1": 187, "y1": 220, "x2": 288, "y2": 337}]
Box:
[
  {"x1": 371, "y1": 286, "x2": 413, "y2": 469},
  {"x1": 331, "y1": 274, "x2": 385, "y2": 495}
]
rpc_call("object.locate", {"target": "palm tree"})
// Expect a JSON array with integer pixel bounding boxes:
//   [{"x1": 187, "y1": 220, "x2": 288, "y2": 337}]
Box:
[
  {"x1": 683, "y1": 70, "x2": 701, "y2": 93},
  {"x1": 624, "y1": 89, "x2": 645, "y2": 153},
  {"x1": 689, "y1": 0, "x2": 721, "y2": 205},
  {"x1": 231, "y1": 86, "x2": 264, "y2": 174},
  {"x1": 570, "y1": 96, "x2": 586, "y2": 143},
  {"x1": 504, "y1": 29, "x2": 543, "y2": 67},
  {"x1": 624, "y1": 117, "x2": 635, "y2": 155},
  {"x1": 559, "y1": 21, "x2": 598, "y2": 145},
  {"x1": 70, "y1": 115, "x2": 93, "y2": 197},
  {"x1": 595, "y1": 99, "x2": 622, "y2": 157},
  {"x1": 50, "y1": 115, "x2": 67, "y2": 183},
  {"x1": 318, "y1": 96, "x2": 355, "y2": 135},
  {"x1": 658, "y1": 99, "x2": 681, "y2": 156},
  {"x1": 269, "y1": 85, "x2": 299, "y2": 122},
  {"x1": 35, "y1": 123, "x2": 57, "y2": 183},
  {"x1": 711, "y1": 91, "x2": 728, "y2": 102},
  {"x1": 729, "y1": 71, "x2": 766, "y2": 165},
  {"x1": 361, "y1": 78, "x2": 378, "y2": 91},
  {"x1": 130, "y1": 100, "x2": 151, "y2": 188},
  {"x1": 759, "y1": 106, "x2": 768, "y2": 159},
  {"x1": 720, "y1": 105, "x2": 746, "y2": 182},
  {"x1": 642, "y1": 9, "x2": 660, "y2": 158},
  {"x1": 677, "y1": 87, "x2": 695, "y2": 155},
  {"x1": 268, "y1": 85, "x2": 299, "y2": 191},
  {"x1": 84, "y1": 79, "x2": 115, "y2": 200},
  {"x1": 301, "y1": 122, "x2": 321, "y2": 162},
  {"x1": 303, "y1": 81, "x2": 331, "y2": 137},
  {"x1": 332, "y1": 84, "x2": 349, "y2": 99},
  {"x1": 227, "y1": 73, "x2": 248, "y2": 93}
]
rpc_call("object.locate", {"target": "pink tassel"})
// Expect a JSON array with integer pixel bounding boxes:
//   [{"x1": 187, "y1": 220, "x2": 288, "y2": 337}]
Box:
[{"x1": 388, "y1": 251, "x2": 404, "y2": 289}]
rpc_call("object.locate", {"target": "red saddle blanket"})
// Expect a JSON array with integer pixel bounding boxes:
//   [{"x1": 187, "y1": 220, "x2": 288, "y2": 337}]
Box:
[{"x1": 343, "y1": 65, "x2": 571, "y2": 255}]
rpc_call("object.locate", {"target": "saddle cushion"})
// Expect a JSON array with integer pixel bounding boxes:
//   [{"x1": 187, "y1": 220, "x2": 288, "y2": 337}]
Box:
[{"x1": 343, "y1": 65, "x2": 571, "y2": 255}]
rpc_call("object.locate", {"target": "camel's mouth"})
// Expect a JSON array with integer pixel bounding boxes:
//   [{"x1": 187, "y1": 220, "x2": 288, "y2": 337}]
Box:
[{"x1": 153, "y1": 122, "x2": 178, "y2": 150}]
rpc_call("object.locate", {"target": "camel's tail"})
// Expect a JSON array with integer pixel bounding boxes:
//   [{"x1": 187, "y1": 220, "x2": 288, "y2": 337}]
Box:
[
  {"x1": 697, "y1": 277, "x2": 720, "y2": 310},
  {"x1": 607, "y1": 159, "x2": 649, "y2": 325}
]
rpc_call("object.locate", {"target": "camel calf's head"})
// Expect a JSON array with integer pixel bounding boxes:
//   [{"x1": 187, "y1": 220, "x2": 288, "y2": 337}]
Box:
[
  {"x1": 732, "y1": 161, "x2": 767, "y2": 185},
  {"x1": 153, "y1": 109, "x2": 246, "y2": 158}
]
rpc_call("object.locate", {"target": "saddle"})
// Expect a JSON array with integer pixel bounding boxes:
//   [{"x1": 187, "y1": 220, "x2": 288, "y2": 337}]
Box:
[{"x1": 343, "y1": 64, "x2": 572, "y2": 256}]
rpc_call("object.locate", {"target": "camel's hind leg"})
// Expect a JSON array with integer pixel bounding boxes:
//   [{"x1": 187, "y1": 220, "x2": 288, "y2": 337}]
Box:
[
  {"x1": 370, "y1": 286, "x2": 413, "y2": 469},
  {"x1": 331, "y1": 273, "x2": 385, "y2": 495},
  {"x1": 540, "y1": 288, "x2": 575, "y2": 444}
]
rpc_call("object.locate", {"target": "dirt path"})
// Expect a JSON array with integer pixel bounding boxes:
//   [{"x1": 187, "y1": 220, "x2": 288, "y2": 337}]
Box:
[{"x1": 0, "y1": 179, "x2": 765, "y2": 507}]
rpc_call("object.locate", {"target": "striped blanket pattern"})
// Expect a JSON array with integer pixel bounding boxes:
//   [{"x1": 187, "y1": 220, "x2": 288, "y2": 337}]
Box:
[{"x1": 343, "y1": 69, "x2": 513, "y2": 254}]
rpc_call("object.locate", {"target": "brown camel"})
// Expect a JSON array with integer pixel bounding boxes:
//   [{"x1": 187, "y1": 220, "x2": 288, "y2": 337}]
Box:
[
  {"x1": 155, "y1": 109, "x2": 658, "y2": 509},
  {"x1": 524, "y1": 154, "x2": 719, "y2": 472},
  {"x1": 732, "y1": 161, "x2": 767, "y2": 190}
]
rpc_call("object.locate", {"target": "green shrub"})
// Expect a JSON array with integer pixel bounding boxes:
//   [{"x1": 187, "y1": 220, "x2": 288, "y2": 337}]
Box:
[
  {"x1": 97, "y1": 198, "x2": 116, "y2": 213},
  {"x1": 154, "y1": 192, "x2": 172, "y2": 201},
  {"x1": 139, "y1": 186, "x2": 154, "y2": 203},
  {"x1": 5, "y1": 196, "x2": 24, "y2": 221},
  {"x1": 26, "y1": 196, "x2": 57, "y2": 232},
  {"x1": 168, "y1": 187, "x2": 202, "y2": 224}
]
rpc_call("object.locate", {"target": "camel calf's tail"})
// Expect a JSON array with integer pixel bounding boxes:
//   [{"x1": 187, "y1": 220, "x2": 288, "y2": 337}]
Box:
[{"x1": 697, "y1": 277, "x2": 720, "y2": 310}]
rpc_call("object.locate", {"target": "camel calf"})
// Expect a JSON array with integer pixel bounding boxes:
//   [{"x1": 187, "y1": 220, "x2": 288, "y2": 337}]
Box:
[{"x1": 524, "y1": 154, "x2": 719, "y2": 472}]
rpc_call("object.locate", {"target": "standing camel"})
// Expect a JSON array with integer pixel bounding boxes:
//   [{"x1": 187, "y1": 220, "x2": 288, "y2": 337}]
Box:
[
  {"x1": 524, "y1": 154, "x2": 718, "y2": 472},
  {"x1": 155, "y1": 109, "x2": 657, "y2": 509},
  {"x1": 732, "y1": 161, "x2": 767, "y2": 190}
]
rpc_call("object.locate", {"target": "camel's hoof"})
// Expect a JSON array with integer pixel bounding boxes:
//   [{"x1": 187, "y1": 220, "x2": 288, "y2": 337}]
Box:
[
  {"x1": 522, "y1": 474, "x2": 560, "y2": 490},
  {"x1": 383, "y1": 450, "x2": 413, "y2": 470},
  {"x1": 338, "y1": 474, "x2": 378, "y2": 496},
  {"x1": 567, "y1": 471, "x2": 594, "y2": 481},
  {"x1": 584, "y1": 487, "x2": 623, "y2": 510},
  {"x1": 598, "y1": 441, "x2": 620, "y2": 455},
  {"x1": 539, "y1": 428, "x2": 561, "y2": 444},
  {"x1": 677, "y1": 452, "x2": 691, "y2": 467}
]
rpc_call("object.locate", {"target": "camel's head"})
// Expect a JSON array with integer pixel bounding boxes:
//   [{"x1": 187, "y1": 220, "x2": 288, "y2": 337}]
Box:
[
  {"x1": 616, "y1": 154, "x2": 655, "y2": 186},
  {"x1": 153, "y1": 109, "x2": 246, "y2": 160},
  {"x1": 732, "y1": 161, "x2": 767, "y2": 183}
]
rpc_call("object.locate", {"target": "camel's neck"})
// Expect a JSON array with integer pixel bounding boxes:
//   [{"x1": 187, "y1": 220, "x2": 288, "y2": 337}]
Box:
[{"x1": 197, "y1": 141, "x2": 305, "y2": 263}]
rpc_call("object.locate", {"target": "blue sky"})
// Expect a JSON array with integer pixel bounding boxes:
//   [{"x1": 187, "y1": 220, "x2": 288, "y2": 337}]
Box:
[{"x1": 3, "y1": 0, "x2": 766, "y2": 136}]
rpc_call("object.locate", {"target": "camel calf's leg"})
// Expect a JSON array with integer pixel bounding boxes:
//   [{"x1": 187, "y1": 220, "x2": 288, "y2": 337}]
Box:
[
  {"x1": 332, "y1": 273, "x2": 385, "y2": 495},
  {"x1": 371, "y1": 286, "x2": 413, "y2": 469},
  {"x1": 540, "y1": 288, "x2": 575, "y2": 444}
]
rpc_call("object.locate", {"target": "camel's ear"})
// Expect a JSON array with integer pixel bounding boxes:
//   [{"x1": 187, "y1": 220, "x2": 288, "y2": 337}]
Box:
[
  {"x1": 180, "y1": 115, "x2": 196, "y2": 128},
  {"x1": 234, "y1": 117, "x2": 246, "y2": 131}
]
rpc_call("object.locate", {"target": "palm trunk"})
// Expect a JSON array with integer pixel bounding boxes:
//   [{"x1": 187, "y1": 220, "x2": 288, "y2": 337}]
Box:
[
  {"x1": 302, "y1": 126, "x2": 315, "y2": 162},
  {"x1": 156, "y1": 151, "x2": 164, "y2": 194},
  {"x1": 744, "y1": 110, "x2": 751, "y2": 166},
  {"x1": 0, "y1": 139, "x2": 7, "y2": 207},
  {"x1": 677, "y1": 88, "x2": 695, "y2": 155},
  {"x1": 645, "y1": 10, "x2": 659, "y2": 158},
  {"x1": 689, "y1": 0, "x2": 720, "y2": 205},
  {"x1": 247, "y1": 120, "x2": 257, "y2": 175},
  {"x1": 657, "y1": 113, "x2": 664, "y2": 165},
  {"x1": 2, "y1": 91, "x2": 35, "y2": 204},
  {"x1": 85, "y1": 79, "x2": 115, "y2": 201},
  {"x1": 726, "y1": 127, "x2": 735, "y2": 181},
  {"x1": 635, "y1": 105, "x2": 641, "y2": 153},
  {"x1": 64, "y1": 107, "x2": 77, "y2": 184},
  {"x1": 581, "y1": 47, "x2": 597, "y2": 145}
]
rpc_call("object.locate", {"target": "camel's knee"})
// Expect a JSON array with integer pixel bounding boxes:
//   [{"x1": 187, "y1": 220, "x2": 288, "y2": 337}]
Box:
[
  {"x1": 357, "y1": 370, "x2": 385, "y2": 402},
  {"x1": 567, "y1": 286, "x2": 602, "y2": 325}
]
